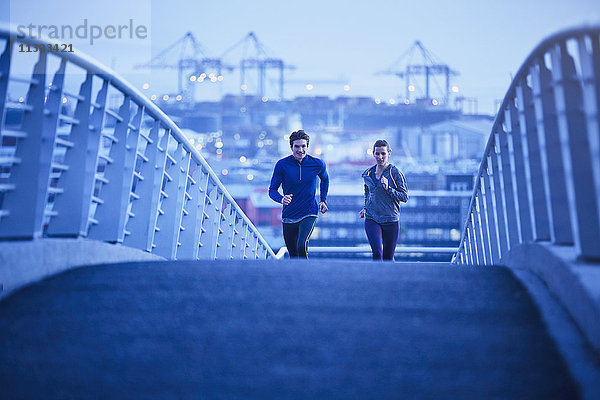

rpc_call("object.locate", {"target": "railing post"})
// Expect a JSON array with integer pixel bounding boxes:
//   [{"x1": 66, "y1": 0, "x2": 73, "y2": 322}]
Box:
[
  {"x1": 46, "y1": 76, "x2": 105, "y2": 237},
  {"x1": 482, "y1": 158, "x2": 501, "y2": 263},
  {"x1": 177, "y1": 163, "x2": 209, "y2": 260},
  {"x1": 497, "y1": 126, "x2": 521, "y2": 249},
  {"x1": 153, "y1": 142, "x2": 190, "y2": 258},
  {"x1": 530, "y1": 60, "x2": 573, "y2": 245},
  {"x1": 552, "y1": 41, "x2": 600, "y2": 259},
  {"x1": 490, "y1": 135, "x2": 509, "y2": 258},
  {"x1": 516, "y1": 78, "x2": 551, "y2": 241},
  {"x1": 476, "y1": 185, "x2": 491, "y2": 265},
  {"x1": 577, "y1": 35, "x2": 600, "y2": 257},
  {"x1": 0, "y1": 51, "x2": 48, "y2": 239},
  {"x1": 87, "y1": 97, "x2": 132, "y2": 242},
  {"x1": 506, "y1": 101, "x2": 533, "y2": 242}
]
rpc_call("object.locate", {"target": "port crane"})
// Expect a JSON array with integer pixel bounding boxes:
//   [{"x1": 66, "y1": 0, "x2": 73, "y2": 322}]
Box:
[
  {"x1": 134, "y1": 32, "x2": 233, "y2": 101},
  {"x1": 379, "y1": 40, "x2": 459, "y2": 106}
]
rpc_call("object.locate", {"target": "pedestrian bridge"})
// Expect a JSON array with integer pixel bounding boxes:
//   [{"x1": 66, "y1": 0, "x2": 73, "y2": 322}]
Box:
[{"x1": 1, "y1": 25, "x2": 599, "y2": 398}]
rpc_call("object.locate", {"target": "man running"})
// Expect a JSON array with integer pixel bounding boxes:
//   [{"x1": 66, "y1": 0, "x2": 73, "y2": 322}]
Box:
[{"x1": 269, "y1": 130, "x2": 329, "y2": 258}]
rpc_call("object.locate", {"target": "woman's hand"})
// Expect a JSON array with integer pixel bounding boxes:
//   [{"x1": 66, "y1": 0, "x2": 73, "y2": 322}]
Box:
[
  {"x1": 359, "y1": 208, "x2": 366, "y2": 218},
  {"x1": 380, "y1": 176, "x2": 389, "y2": 190}
]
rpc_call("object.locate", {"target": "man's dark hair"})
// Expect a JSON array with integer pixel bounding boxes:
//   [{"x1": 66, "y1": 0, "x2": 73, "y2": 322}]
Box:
[
  {"x1": 373, "y1": 139, "x2": 390, "y2": 151},
  {"x1": 289, "y1": 130, "x2": 310, "y2": 147}
]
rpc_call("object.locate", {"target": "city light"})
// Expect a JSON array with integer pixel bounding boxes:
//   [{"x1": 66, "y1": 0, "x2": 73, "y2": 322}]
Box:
[
  {"x1": 163, "y1": 95, "x2": 169, "y2": 101},
  {"x1": 404, "y1": 99, "x2": 410, "y2": 104},
  {"x1": 432, "y1": 99, "x2": 439, "y2": 106},
  {"x1": 221, "y1": 169, "x2": 228, "y2": 176},
  {"x1": 241, "y1": 84, "x2": 248, "y2": 91},
  {"x1": 217, "y1": 76, "x2": 224, "y2": 81},
  {"x1": 343, "y1": 85, "x2": 350, "y2": 91},
  {"x1": 62, "y1": 97, "x2": 67, "y2": 104},
  {"x1": 210, "y1": 77, "x2": 217, "y2": 83},
  {"x1": 208, "y1": 73, "x2": 215, "y2": 79},
  {"x1": 240, "y1": 106, "x2": 246, "y2": 112},
  {"x1": 408, "y1": 85, "x2": 415, "y2": 92},
  {"x1": 215, "y1": 141, "x2": 223, "y2": 148},
  {"x1": 389, "y1": 99, "x2": 396, "y2": 105},
  {"x1": 195, "y1": 143, "x2": 203, "y2": 150},
  {"x1": 151, "y1": 95, "x2": 157, "y2": 101},
  {"x1": 239, "y1": 156, "x2": 247, "y2": 163},
  {"x1": 374, "y1": 98, "x2": 381, "y2": 104},
  {"x1": 314, "y1": 148, "x2": 322, "y2": 155},
  {"x1": 247, "y1": 174, "x2": 254, "y2": 181},
  {"x1": 200, "y1": 73, "x2": 207, "y2": 79},
  {"x1": 262, "y1": 97, "x2": 268, "y2": 102},
  {"x1": 451, "y1": 86, "x2": 459, "y2": 93},
  {"x1": 216, "y1": 148, "x2": 223, "y2": 155},
  {"x1": 367, "y1": 148, "x2": 373, "y2": 155},
  {"x1": 189, "y1": 76, "x2": 197, "y2": 82},
  {"x1": 305, "y1": 84, "x2": 314, "y2": 91},
  {"x1": 176, "y1": 95, "x2": 182, "y2": 101},
  {"x1": 18, "y1": 97, "x2": 24, "y2": 103},
  {"x1": 142, "y1": 83, "x2": 150, "y2": 90}
]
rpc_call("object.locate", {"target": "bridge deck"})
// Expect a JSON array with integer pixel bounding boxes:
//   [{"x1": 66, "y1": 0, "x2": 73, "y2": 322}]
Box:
[{"x1": 0, "y1": 260, "x2": 578, "y2": 399}]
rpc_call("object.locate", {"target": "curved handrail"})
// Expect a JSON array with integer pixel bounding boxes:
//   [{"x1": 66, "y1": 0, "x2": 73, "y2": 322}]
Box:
[
  {"x1": 0, "y1": 25, "x2": 275, "y2": 259},
  {"x1": 454, "y1": 25, "x2": 600, "y2": 264}
]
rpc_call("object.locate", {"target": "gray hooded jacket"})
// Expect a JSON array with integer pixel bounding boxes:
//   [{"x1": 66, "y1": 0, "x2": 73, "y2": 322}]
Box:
[{"x1": 362, "y1": 164, "x2": 408, "y2": 224}]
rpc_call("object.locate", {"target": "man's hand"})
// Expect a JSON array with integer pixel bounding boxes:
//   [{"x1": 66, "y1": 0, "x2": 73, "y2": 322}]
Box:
[
  {"x1": 359, "y1": 208, "x2": 366, "y2": 218},
  {"x1": 380, "y1": 176, "x2": 389, "y2": 190},
  {"x1": 319, "y1": 201, "x2": 328, "y2": 214},
  {"x1": 282, "y1": 194, "x2": 293, "y2": 206}
]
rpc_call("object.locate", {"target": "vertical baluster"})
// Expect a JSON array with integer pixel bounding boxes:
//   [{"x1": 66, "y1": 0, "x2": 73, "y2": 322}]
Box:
[
  {"x1": 47, "y1": 75, "x2": 101, "y2": 236},
  {"x1": 88, "y1": 97, "x2": 132, "y2": 242},
  {"x1": 0, "y1": 52, "x2": 47, "y2": 238},
  {"x1": 0, "y1": 40, "x2": 11, "y2": 129},
  {"x1": 217, "y1": 203, "x2": 236, "y2": 259},
  {"x1": 490, "y1": 134, "x2": 509, "y2": 258},
  {"x1": 577, "y1": 34, "x2": 600, "y2": 257},
  {"x1": 154, "y1": 142, "x2": 190, "y2": 258},
  {"x1": 477, "y1": 185, "x2": 492, "y2": 265},
  {"x1": 483, "y1": 157, "x2": 501, "y2": 263},
  {"x1": 119, "y1": 106, "x2": 143, "y2": 242},
  {"x1": 241, "y1": 223, "x2": 250, "y2": 259},
  {"x1": 465, "y1": 222, "x2": 475, "y2": 265},
  {"x1": 506, "y1": 100, "x2": 533, "y2": 242},
  {"x1": 552, "y1": 41, "x2": 600, "y2": 259},
  {"x1": 231, "y1": 214, "x2": 244, "y2": 260},
  {"x1": 517, "y1": 77, "x2": 551, "y2": 241},
  {"x1": 497, "y1": 125, "x2": 521, "y2": 248},
  {"x1": 178, "y1": 163, "x2": 209, "y2": 260},
  {"x1": 472, "y1": 197, "x2": 486, "y2": 265},
  {"x1": 531, "y1": 59, "x2": 574, "y2": 245},
  {"x1": 198, "y1": 182, "x2": 220, "y2": 259}
]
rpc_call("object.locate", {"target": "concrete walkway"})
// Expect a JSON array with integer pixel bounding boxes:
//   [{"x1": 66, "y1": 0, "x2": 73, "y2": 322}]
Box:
[{"x1": 0, "y1": 260, "x2": 583, "y2": 399}]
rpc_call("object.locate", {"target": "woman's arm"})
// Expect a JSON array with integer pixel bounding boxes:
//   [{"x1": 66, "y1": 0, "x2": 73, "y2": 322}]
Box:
[{"x1": 386, "y1": 167, "x2": 408, "y2": 203}]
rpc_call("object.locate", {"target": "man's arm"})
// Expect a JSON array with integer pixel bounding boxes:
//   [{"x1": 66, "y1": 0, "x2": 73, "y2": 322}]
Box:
[
  {"x1": 268, "y1": 162, "x2": 284, "y2": 203},
  {"x1": 318, "y1": 161, "x2": 329, "y2": 204},
  {"x1": 318, "y1": 161, "x2": 329, "y2": 213}
]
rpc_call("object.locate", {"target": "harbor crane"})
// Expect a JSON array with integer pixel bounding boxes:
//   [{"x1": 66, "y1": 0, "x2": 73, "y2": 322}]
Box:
[
  {"x1": 379, "y1": 41, "x2": 459, "y2": 106},
  {"x1": 220, "y1": 32, "x2": 296, "y2": 99},
  {"x1": 134, "y1": 32, "x2": 234, "y2": 101}
]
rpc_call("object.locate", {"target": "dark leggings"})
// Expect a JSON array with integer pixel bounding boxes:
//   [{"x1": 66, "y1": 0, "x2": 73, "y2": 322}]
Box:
[
  {"x1": 365, "y1": 218, "x2": 399, "y2": 261},
  {"x1": 283, "y1": 216, "x2": 317, "y2": 259}
]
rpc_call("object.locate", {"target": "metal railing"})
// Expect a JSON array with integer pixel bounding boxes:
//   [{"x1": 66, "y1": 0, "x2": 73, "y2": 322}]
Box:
[
  {"x1": 454, "y1": 25, "x2": 600, "y2": 265},
  {"x1": 0, "y1": 26, "x2": 275, "y2": 260}
]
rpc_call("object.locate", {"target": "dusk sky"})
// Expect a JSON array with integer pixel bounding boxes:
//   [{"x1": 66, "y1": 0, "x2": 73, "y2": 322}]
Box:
[{"x1": 3, "y1": 0, "x2": 599, "y2": 114}]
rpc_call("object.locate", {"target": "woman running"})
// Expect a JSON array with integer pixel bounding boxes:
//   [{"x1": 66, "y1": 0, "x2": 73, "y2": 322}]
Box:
[{"x1": 360, "y1": 139, "x2": 408, "y2": 260}]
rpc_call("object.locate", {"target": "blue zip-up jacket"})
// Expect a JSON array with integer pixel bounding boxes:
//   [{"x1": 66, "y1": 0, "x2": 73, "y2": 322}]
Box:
[{"x1": 269, "y1": 155, "x2": 329, "y2": 220}]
